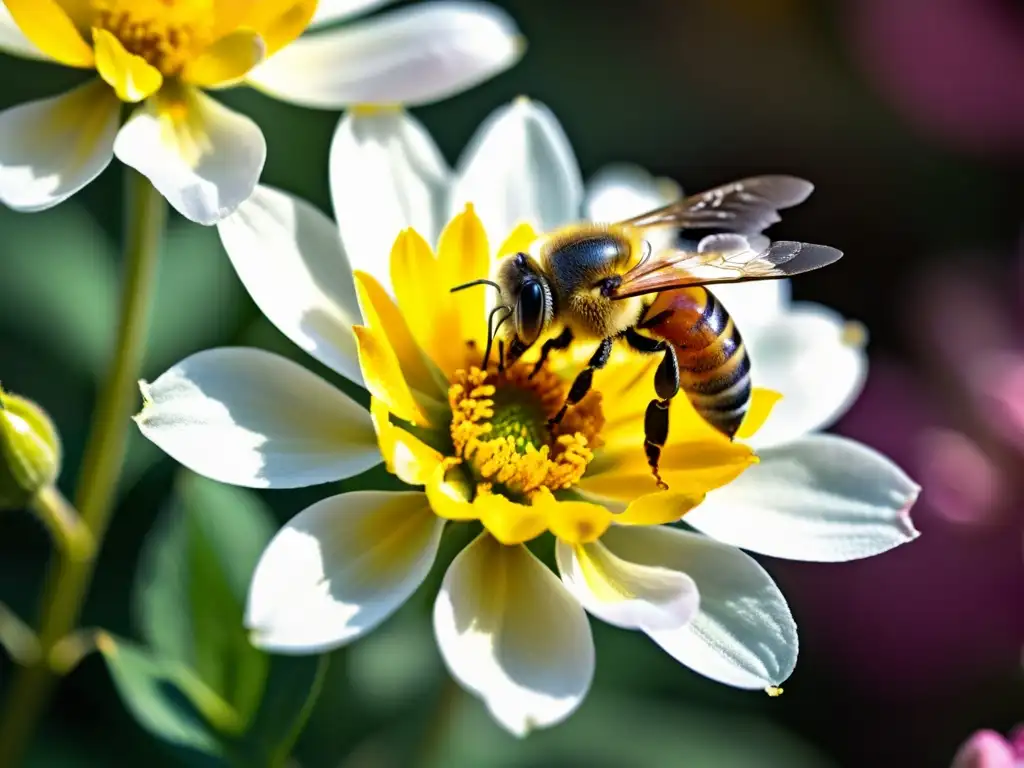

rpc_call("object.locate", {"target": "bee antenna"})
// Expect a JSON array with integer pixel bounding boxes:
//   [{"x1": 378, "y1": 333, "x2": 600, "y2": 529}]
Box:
[
  {"x1": 451, "y1": 278, "x2": 502, "y2": 294},
  {"x1": 483, "y1": 305, "x2": 512, "y2": 370}
]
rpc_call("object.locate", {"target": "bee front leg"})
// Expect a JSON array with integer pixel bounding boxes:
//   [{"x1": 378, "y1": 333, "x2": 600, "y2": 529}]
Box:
[
  {"x1": 549, "y1": 337, "x2": 613, "y2": 426},
  {"x1": 530, "y1": 327, "x2": 574, "y2": 379}
]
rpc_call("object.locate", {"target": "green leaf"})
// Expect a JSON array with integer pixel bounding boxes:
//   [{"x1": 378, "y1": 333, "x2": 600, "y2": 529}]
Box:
[
  {"x1": 134, "y1": 472, "x2": 276, "y2": 730},
  {"x1": 98, "y1": 635, "x2": 225, "y2": 757}
]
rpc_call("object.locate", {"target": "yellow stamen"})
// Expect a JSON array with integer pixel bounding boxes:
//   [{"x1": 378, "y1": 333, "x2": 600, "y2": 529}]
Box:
[
  {"x1": 90, "y1": 0, "x2": 215, "y2": 76},
  {"x1": 446, "y1": 363, "x2": 604, "y2": 497}
]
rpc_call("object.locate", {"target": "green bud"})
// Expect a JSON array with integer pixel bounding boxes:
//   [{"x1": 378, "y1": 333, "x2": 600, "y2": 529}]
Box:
[{"x1": 0, "y1": 387, "x2": 61, "y2": 509}]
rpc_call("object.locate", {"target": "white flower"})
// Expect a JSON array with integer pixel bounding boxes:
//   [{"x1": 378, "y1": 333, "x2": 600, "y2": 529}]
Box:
[
  {"x1": 138, "y1": 97, "x2": 920, "y2": 735},
  {"x1": 0, "y1": 0, "x2": 522, "y2": 224}
]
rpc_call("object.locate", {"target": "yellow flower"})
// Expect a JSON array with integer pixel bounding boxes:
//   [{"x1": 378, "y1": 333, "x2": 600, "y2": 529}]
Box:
[
  {"x1": 357, "y1": 207, "x2": 776, "y2": 547},
  {"x1": 0, "y1": 0, "x2": 522, "y2": 223}
]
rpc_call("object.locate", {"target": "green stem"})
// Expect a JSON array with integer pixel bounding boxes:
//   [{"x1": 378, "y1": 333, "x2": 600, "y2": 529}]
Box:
[
  {"x1": 0, "y1": 170, "x2": 165, "y2": 766},
  {"x1": 28, "y1": 486, "x2": 94, "y2": 563}
]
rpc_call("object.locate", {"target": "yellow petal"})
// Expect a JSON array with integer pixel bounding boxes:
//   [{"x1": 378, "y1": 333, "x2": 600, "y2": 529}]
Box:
[
  {"x1": 354, "y1": 268, "x2": 448, "y2": 403},
  {"x1": 425, "y1": 462, "x2": 478, "y2": 521},
  {"x1": 580, "y1": 438, "x2": 754, "y2": 505},
  {"x1": 476, "y1": 492, "x2": 547, "y2": 545},
  {"x1": 735, "y1": 387, "x2": 782, "y2": 440},
  {"x1": 539, "y1": 496, "x2": 611, "y2": 545},
  {"x1": 233, "y1": 0, "x2": 316, "y2": 57},
  {"x1": 370, "y1": 398, "x2": 443, "y2": 486},
  {"x1": 183, "y1": 29, "x2": 265, "y2": 88},
  {"x1": 436, "y1": 205, "x2": 491, "y2": 351},
  {"x1": 388, "y1": 226, "x2": 476, "y2": 375},
  {"x1": 353, "y1": 325, "x2": 429, "y2": 427},
  {"x1": 616, "y1": 489, "x2": 705, "y2": 526},
  {"x1": 497, "y1": 221, "x2": 538, "y2": 260},
  {"x1": 4, "y1": 0, "x2": 93, "y2": 67},
  {"x1": 92, "y1": 28, "x2": 162, "y2": 102}
]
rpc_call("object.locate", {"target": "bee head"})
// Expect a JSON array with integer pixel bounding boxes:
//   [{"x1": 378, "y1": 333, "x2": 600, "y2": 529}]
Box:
[{"x1": 496, "y1": 252, "x2": 553, "y2": 348}]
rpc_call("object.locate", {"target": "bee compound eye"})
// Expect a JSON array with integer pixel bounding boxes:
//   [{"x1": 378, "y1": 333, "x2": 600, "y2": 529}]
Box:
[{"x1": 516, "y1": 280, "x2": 546, "y2": 344}]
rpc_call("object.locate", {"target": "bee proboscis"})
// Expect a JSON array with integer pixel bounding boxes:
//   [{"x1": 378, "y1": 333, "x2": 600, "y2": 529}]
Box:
[{"x1": 452, "y1": 175, "x2": 843, "y2": 488}]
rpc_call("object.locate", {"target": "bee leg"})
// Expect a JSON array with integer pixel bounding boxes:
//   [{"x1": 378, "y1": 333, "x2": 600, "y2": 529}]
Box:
[
  {"x1": 530, "y1": 328, "x2": 574, "y2": 379},
  {"x1": 642, "y1": 347, "x2": 680, "y2": 491},
  {"x1": 549, "y1": 337, "x2": 614, "y2": 426}
]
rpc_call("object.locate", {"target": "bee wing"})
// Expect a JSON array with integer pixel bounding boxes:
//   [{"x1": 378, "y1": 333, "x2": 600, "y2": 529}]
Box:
[
  {"x1": 617, "y1": 175, "x2": 814, "y2": 235},
  {"x1": 610, "y1": 234, "x2": 842, "y2": 300}
]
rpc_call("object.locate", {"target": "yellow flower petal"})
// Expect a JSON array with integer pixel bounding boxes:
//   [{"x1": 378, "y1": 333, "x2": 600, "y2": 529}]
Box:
[
  {"x1": 354, "y1": 268, "x2": 448, "y2": 403},
  {"x1": 370, "y1": 398, "x2": 443, "y2": 486},
  {"x1": 476, "y1": 492, "x2": 547, "y2": 545},
  {"x1": 436, "y1": 204, "x2": 491, "y2": 350},
  {"x1": 388, "y1": 226, "x2": 476, "y2": 375},
  {"x1": 539, "y1": 497, "x2": 610, "y2": 545},
  {"x1": 496, "y1": 221, "x2": 538, "y2": 260},
  {"x1": 425, "y1": 462, "x2": 478, "y2": 521},
  {"x1": 92, "y1": 28, "x2": 163, "y2": 102},
  {"x1": 4, "y1": 0, "x2": 93, "y2": 67},
  {"x1": 616, "y1": 489, "x2": 705, "y2": 526},
  {"x1": 735, "y1": 387, "x2": 782, "y2": 440},
  {"x1": 234, "y1": 0, "x2": 316, "y2": 57},
  {"x1": 353, "y1": 325, "x2": 429, "y2": 427},
  {"x1": 580, "y1": 438, "x2": 755, "y2": 506},
  {"x1": 182, "y1": 29, "x2": 265, "y2": 88}
]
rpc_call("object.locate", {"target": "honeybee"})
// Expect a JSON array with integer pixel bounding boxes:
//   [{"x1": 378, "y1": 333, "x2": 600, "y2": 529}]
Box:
[{"x1": 451, "y1": 176, "x2": 842, "y2": 488}]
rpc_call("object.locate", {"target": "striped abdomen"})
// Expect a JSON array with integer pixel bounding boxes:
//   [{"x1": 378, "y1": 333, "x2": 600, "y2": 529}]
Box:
[{"x1": 643, "y1": 287, "x2": 750, "y2": 438}]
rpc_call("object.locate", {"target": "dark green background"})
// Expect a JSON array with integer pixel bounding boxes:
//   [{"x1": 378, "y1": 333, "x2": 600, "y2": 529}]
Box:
[{"x1": 1, "y1": 1, "x2": 1022, "y2": 766}]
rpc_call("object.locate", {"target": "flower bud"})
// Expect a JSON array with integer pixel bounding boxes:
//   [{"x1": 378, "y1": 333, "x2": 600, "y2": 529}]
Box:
[{"x1": 0, "y1": 387, "x2": 61, "y2": 509}]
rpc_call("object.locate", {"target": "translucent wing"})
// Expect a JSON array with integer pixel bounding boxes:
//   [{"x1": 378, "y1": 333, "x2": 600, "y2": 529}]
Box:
[
  {"x1": 610, "y1": 234, "x2": 842, "y2": 300},
  {"x1": 618, "y1": 175, "x2": 814, "y2": 235}
]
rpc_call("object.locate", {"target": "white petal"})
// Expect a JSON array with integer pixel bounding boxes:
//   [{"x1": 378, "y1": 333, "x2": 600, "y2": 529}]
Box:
[
  {"x1": 114, "y1": 89, "x2": 266, "y2": 225},
  {"x1": 310, "y1": 0, "x2": 395, "y2": 27},
  {"x1": 686, "y1": 434, "x2": 920, "y2": 562},
  {"x1": 247, "y1": 490, "x2": 444, "y2": 652},
  {"x1": 434, "y1": 534, "x2": 594, "y2": 736},
  {"x1": 0, "y1": 81, "x2": 118, "y2": 212},
  {"x1": 555, "y1": 539, "x2": 699, "y2": 632},
  {"x1": 136, "y1": 347, "x2": 379, "y2": 488},
  {"x1": 329, "y1": 108, "x2": 448, "y2": 292},
  {"x1": 217, "y1": 184, "x2": 362, "y2": 383},
  {"x1": 600, "y1": 526, "x2": 797, "y2": 690},
  {"x1": 0, "y1": 5, "x2": 48, "y2": 60},
  {"x1": 450, "y1": 98, "x2": 583, "y2": 239},
  {"x1": 744, "y1": 303, "x2": 868, "y2": 449},
  {"x1": 248, "y1": 2, "x2": 522, "y2": 109}
]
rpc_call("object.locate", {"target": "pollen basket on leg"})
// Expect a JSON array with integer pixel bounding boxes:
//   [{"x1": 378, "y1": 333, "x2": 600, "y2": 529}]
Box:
[
  {"x1": 91, "y1": 0, "x2": 215, "y2": 75},
  {"x1": 446, "y1": 364, "x2": 605, "y2": 497}
]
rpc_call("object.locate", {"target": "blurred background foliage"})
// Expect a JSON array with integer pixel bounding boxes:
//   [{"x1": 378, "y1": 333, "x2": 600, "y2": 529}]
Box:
[{"x1": 1, "y1": 0, "x2": 1023, "y2": 766}]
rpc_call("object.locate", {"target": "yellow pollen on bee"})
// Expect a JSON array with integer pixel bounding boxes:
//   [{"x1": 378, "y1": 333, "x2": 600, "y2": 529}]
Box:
[
  {"x1": 446, "y1": 364, "x2": 604, "y2": 498},
  {"x1": 91, "y1": 0, "x2": 215, "y2": 75}
]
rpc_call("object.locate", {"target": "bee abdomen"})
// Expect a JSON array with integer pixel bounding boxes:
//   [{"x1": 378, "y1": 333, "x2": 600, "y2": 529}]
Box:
[{"x1": 644, "y1": 287, "x2": 752, "y2": 438}]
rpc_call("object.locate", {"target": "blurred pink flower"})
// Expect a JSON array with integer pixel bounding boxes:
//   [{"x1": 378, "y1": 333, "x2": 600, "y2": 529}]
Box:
[
  {"x1": 847, "y1": 0, "x2": 1024, "y2": 154},
  {"x1": 951, "y1": 727, "x2": 1024, "y2": 768}
]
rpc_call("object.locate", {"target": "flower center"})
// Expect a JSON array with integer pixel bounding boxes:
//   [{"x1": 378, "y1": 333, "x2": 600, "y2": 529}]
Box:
[
  {"x1": 91, "y1": 0, "x2": 214, "y2": 75},
  {"x1": 447, "y1": 363, "x2": 604, "y2": 499}
]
